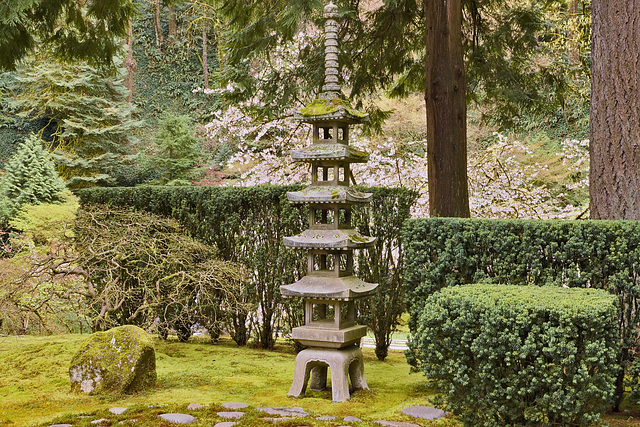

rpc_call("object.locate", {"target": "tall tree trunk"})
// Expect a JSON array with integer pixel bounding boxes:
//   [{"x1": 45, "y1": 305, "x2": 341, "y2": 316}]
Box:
[
  {"x1": 202, "y1": 10, "x2": 209, "y2": 90},
  {"x1": 154, "y1": 0, "x2": 164, "y2": 51},
  {"x1": 124, "y1": 19, "x2": 135, "y2": 104},
  {"x1": 168, "y1": 5, "x2": 177, "y2": 40},
  {"x1": 424, "y1": 0, "x2": 470, "y2": 218},
  {"x1": 590, "y1": 0, "x2": 640, "y2": 219}
]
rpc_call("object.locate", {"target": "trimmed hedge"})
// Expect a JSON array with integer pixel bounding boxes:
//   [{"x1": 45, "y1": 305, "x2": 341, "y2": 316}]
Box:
[
  {"x1": 409, "y1": 284, "x2": 619, "y2": 427},
  {"x1": 77, "y1": 185, "x2": 418, "y2": 355},
  {"x1": 402, "y1": 217, "x2": 640, "y2": 407}
]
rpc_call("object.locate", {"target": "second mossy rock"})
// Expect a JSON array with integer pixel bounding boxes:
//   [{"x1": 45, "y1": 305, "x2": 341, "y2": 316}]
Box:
[{"x1": 69, "y1": 325, "x2": 156, "y2": 394}]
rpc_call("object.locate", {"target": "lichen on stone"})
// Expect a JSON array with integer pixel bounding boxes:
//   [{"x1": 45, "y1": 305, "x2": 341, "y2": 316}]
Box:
[{"x1": 69, "y1": 325, "x2": 156, "y2": 395}]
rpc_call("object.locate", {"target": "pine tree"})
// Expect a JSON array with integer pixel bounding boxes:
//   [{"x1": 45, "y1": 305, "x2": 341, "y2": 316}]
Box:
[
  {"x1": 0, "y1": 134, "x2": 66, "y2": 223},
  {"x1": 0, "y1": 0, "x2": 135, "y2": 71},
  {"x1": 9, "y1": 52, "x2": 141, "y2": 188},
  {"x1": 151, "y1": 113, "x2": 201, "y2": 185}
]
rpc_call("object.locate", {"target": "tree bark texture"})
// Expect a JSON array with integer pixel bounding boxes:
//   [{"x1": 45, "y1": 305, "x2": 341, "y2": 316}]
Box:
[
  {"x1": 590, "y1": 1, "x2": 640, "y2": 219},
  {"x1": 202, "y1": 10, "x2": 209, "y2": 90},
  {"x1": 424, "y1": 0, "x2": 470, "y2": 218},
  {"x1": 124, "y1": 19, "x2": 135, "y2": 104},
  {"x1": 168, "y1": 6, "x2": 177, "y2": 40},
  {"x1": 154, "y1": 0, "x2": 163, "y2": 51}
]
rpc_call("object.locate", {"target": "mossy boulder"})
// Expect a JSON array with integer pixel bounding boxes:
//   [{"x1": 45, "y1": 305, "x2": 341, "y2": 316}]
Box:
[{"x1": 69, "y1": 325, "x2": 156, "y2": 394}]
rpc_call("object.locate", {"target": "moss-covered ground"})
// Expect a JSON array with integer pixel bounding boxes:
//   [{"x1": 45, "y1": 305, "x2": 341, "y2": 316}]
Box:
[
  {"x1": 3, "y1": 333, "x2": 639, "y2": 426},
  {"x1": 0, "y1": 334, "x2": 454, "y2": 427}
]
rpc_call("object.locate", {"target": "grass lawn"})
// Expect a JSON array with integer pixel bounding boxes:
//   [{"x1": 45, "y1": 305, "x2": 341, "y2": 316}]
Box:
[
  {"x1": 0, "y1": 334, "x2": 454, "y2": 427},
  {"x1": 2, "y1": 334, "x2": 640, "y2": 427}
]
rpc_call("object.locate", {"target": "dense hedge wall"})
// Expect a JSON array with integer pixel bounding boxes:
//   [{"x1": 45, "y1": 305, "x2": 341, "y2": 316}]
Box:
[
  {"x1": 409, "y1": 284, "x2": 619, "y2": 427},
  {"x1": 402, "y1": 217, "x2": 640, "y2": 408},
  {"x1": 77, "y1": 185, "x2": 418, "y2": 355}
]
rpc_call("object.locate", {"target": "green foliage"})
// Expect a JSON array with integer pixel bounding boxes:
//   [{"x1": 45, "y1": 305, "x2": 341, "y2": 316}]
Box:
[
  {"x1": 0, "y1": 0, "x2": 135, "y2": 71},
  {"x1": 76, "y1": 185, "x2": 418, "y2": 354},
  {"x1": 0, "y1": 192, "x2": 84, "y2": 335},
  {"x1": 151, "y1": 113, "x2": 201, "y2": 185},
  {"x1": 8, "y1": 52, "x2": 141, "y2": 187},
  {"x1": 402, "y1": 217, "x2": 640, "y2": 408},
  {"x1": 354, "y1": 186, "x2": 419, "y2": 360},
  {"x1": 130, "y1": 0, "x2": 221, "y2": 123},
  {"x1": 408, "y1": 284, "x2": 618, "y2": 426},
  {"x1": 0, "y1": 134, "x2": 66, "y2": 224},
  {"x1": 73, "y1": 205, "x2": 247, "y2": 335}
]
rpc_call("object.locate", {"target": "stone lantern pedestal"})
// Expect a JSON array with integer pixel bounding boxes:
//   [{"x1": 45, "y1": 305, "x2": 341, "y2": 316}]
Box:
[{"x1": 280, "y1": 2, "x2": 378, "y2": 403}]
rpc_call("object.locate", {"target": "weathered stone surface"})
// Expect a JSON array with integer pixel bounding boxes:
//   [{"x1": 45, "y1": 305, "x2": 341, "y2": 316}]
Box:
[
  {"x1": 158, "y1": 413, "x2": 196, "y2": 424},
  {"x1": 69, "y1": 325, "x2": 156, "y2": 395},
  {"x1": 109, "y1": 407, "x2": 128, "y2": 415},
  {"x1": 375, "y1": 421, "x2": 420, "y2": 427},
  {"x1": 343, "y1": 416, "x2": 362, "y2": 422},
  {"x1": 187, "y1": 403, "x2": 204, "y2": 410},
  {"x1": 402, "y1": 406, "x2": 446, "y2": 420},
  {"x1": 91, "y1": 419, "x2": 108, "y2": 425},
  {"x1": 214, "y1": 423, "x2": 237, "y2": 427},
  {"x1": 258, "y1": 407, "x2": 309, "y2": 417},
  {"x1": 316, "y1": 416, "x2": 336, "y2": 420},
  {"x1": 264, "y1": 417, "x2": 290, "y2": 423},
  {"x1": 221, "y1": 402, "x2": 248, "y2": 409},
  {"x1": 217, "y1": 412, "x2": 244, "y2": 419},
  {"x1": 50, "y1": 424, "x2": 73, "y2": 427}
]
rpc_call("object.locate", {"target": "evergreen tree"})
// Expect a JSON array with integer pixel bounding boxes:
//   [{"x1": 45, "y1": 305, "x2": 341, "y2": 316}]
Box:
[
  {"x1": 151, "y1": 113, "x2": 200, "y2": 185},
  {"x1": 9, "y1": 52, "x2": 142, "y2": 188},
  {"x1": 0, "y1": 134, "x2": 66, "y2": 223},
  {"x1": 0, "y1": 0, "x2": 135, "y2": 71}
]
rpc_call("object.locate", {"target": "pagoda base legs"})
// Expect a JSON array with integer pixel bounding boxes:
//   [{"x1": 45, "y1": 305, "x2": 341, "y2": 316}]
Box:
[{"x1": 288, "y1": 345, "x2": 369, "y2": 402}]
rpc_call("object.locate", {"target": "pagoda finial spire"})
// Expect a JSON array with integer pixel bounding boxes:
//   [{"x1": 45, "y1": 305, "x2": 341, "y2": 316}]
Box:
[{"x1": 322, "y1": 2, "x2": 342, "y2": 94}]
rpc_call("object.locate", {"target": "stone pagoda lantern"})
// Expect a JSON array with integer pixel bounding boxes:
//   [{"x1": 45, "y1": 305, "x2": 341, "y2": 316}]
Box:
[{"x1": 280, "y1": 1, "x2": 378, "y2": 403}]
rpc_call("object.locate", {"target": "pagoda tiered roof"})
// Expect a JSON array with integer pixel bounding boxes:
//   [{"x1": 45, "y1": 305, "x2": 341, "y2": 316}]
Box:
[
  {"x1": 291, "y1": 142, "x2": 369, "y2": 163},
  {"x1": 287, "y1": 186, "x2": 371, "y2": 204},
  {"x1": 280, "y1": 275, "x2": 377, "y2": 300},
  {"x1": 284, "y1": 228, "x2": 375, "y2": 250},
  {"x1": 295, "y1": 96, "x2": 368, "y2": 124}
]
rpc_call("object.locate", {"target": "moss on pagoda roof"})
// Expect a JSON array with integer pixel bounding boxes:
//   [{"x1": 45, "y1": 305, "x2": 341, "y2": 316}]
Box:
[{"x1": 299, "y1": 97, "x2": 367, "y2": 119}]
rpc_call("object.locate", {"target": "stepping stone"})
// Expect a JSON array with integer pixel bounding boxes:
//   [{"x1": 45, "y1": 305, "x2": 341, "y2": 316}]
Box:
[
  {"x1": 316, "y1": 416, "x2": 336, "y2": 420},
  {"x1": 344, "y1": 416, "x2": 362, "y2": 422},
  {"x1": 222, "y1": 402, "x2": 248, "y2": 409},
  {"x1": 258, "y1": 407, "x2": 309, "y2": 417},
  {"x1": 110, "y1": 407, "x2": 128, "y2": 415},
  {"x1": 188, "y1": 403, "x2": 204, "y2": 410},
  {"x1": 50, "y1": 425, "x2": 73, "y2": 427},
  {"x1": 375, "y1": 421, "x2": 421, "y2": 427},
  {"x1": 402, "y1": 406, "x2": 447, "y2": 420},
  {"x1": 158, "y1": 413, "x2": 197, "y2": 424},
  {"x1": 91, "y1": 419, "x2": 109, "y2": 425},
  {"x1": 214, "y1": 423, "x2": 237, "y2": 427},
  {"x1": 217, "y1": 412, "x2": 245, "y2": 419}
]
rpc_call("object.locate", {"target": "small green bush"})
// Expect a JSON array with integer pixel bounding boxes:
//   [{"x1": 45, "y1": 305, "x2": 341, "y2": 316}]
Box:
[
  {"x1": 409, "y1": 284, "x2": 619, "y2": 427},
  {"x1": 402, "y1": 217, "x2": 640, "y2": 408},
  {"x1": 0, "y1": 134, "x2": 66, "y2": 224}
]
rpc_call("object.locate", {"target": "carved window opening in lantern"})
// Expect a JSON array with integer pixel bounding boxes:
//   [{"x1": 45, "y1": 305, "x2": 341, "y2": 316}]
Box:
[
  {"x1": 308, "y1": 250, "x2": 354, "y2": 277},
  {"x1": 313, "y1": 123, "x2": 349, "y2": 144},
  {"x1": 305, "y1": 299, "x2": 357, "y2": 330}
]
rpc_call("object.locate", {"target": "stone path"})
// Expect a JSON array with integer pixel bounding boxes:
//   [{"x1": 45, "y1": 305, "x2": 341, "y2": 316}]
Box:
[{"x1": 48, "y1": 402, "x2": 447, "y2": 426}]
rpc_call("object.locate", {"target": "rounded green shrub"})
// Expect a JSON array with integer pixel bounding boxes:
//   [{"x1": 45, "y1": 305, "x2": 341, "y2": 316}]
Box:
[{"x1": 408, "y1": 284, "x2": 619, "y2": 427}]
